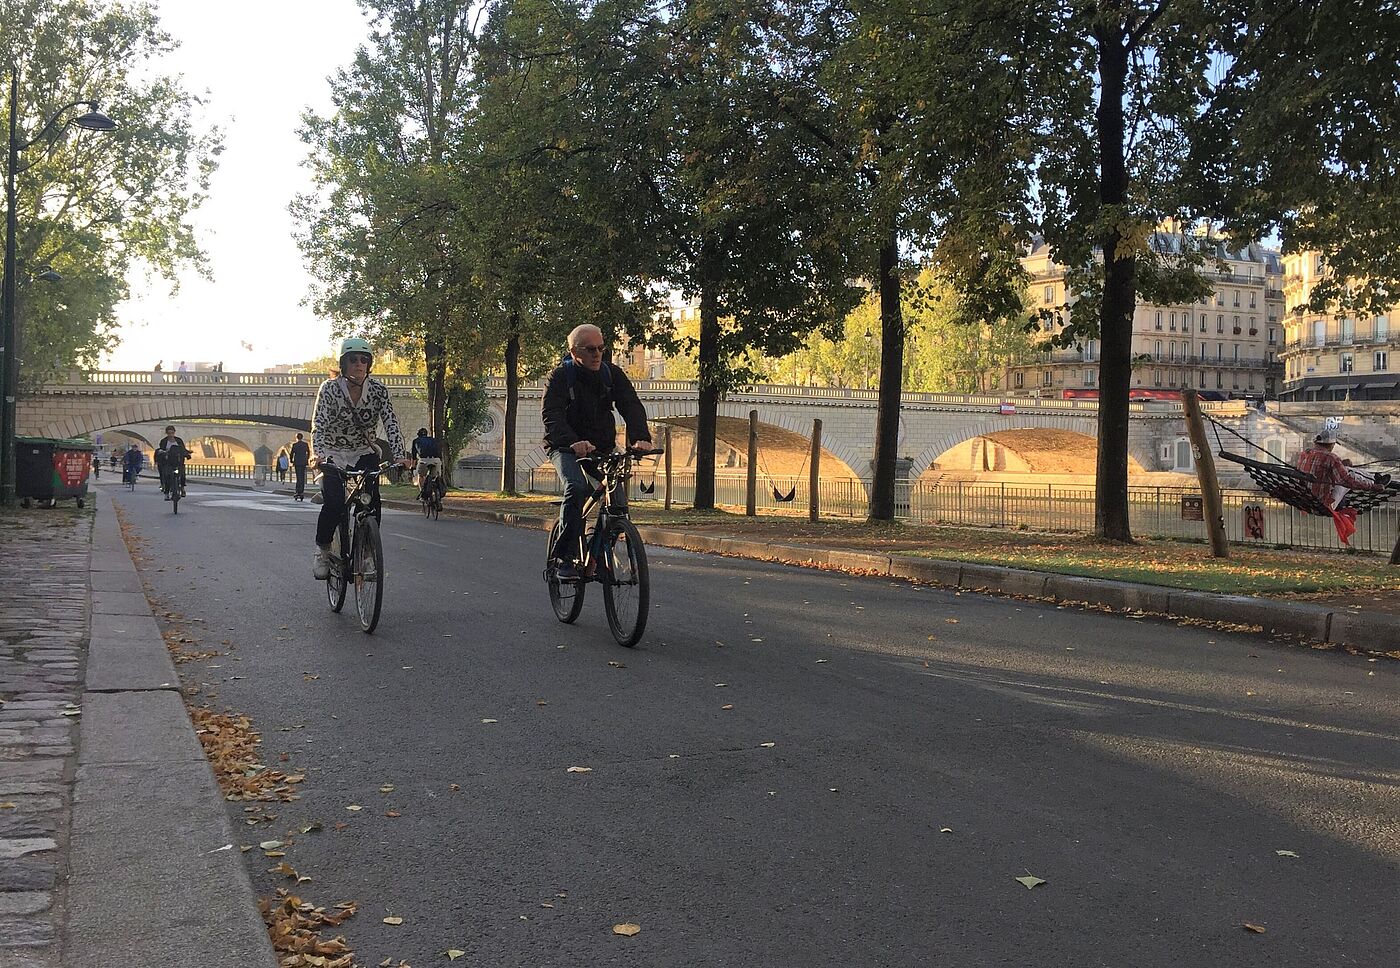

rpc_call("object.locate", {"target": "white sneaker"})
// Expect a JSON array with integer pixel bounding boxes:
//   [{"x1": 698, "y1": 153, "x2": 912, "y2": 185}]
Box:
[{"x1": 313, "y1": 545, "x2": 332, "y2": 580}]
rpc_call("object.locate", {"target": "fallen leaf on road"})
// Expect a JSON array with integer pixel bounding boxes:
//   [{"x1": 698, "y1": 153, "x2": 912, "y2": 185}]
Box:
[
  {"x1": 567, "y1": 766, "x2": 593, "y2": 773},
  {"x1": 759, "y1": 742, "x2": 775, "y2": 748},
  {"x1": 540, "y1": 902, "x2": 554, "y2": 908},
  {"x1": 449, "y1": 783, "x2": 460, "y2": 792},
  {"x1": 816, "y1": 658, "x2": 828, "y2": 663},
  {"x1": 714, "y1": 683, "x2": 728, "y2": 687},
  {"x1": 265, "y1": 850, "x2": 286, "y2": 858},
  {"x1": 613, "y1": 923, "x2": 641, "y2": 937},
  {"x1": 382, "y1": 916, "x2": 404, "y2": 926},
  {"x1": 379, "y1": 785, "x2": 395, "y2": 793},
  {"x1": 259, "y1": 840, "x2": 283, "y2": 850},
  {"x1": 481, "y1": 719, "x2": 498, "y2": 724},
  {"x1": 1275, "y1": 850, "x2": 1299, "y2": 858},
  {"x1": 607, "y1": 661, "x2": 626, "y2": 669},
  {"x1": 345, "y1": 805, "x2": 362, "y2": 812},
  {"x1": 721, "y1": 704, "x2": 734, "y2": 710},
  {"x1": 385, "y1": 810, "x2": 401, "y2": 818},
  {"x1": 939, "y1": 828, "x2": 953, "y2": 833},
  {"x1": 537, "y1": 700, "x2": 548, "y2": 706},
  {"x1": 1014, "y1": 875, "x2": 1046, "y2": 889},
  {"x1": 0, "y1": 802, "x2": 16, "y2": 810},
  {"x1": 1243, "y1": 923, "x2": 1266, "y2": 934},
  {"x1": 945, "y1": 619, "x2": 959, "y2": 624},
  {"x1": 446, "y1": 951, "x2": 466, "y2": 961}
]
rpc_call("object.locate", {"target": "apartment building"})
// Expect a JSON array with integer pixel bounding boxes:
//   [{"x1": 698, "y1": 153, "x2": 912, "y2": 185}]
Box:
[
  {"x1": 1009, "y1": 235, "x2": 1285, "y2": 398},
  {"x1": 1278, "y1": 252, "x2": 1399, "y2": 401}
]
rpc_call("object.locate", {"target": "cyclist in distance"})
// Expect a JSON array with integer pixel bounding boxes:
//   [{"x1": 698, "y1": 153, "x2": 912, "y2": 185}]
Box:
[
  {"x1": 542, "y1": 324, "x2": 652, "y2": 580},
  {"x1": 156, "y1": 425, "x2": 192, "y2": 500},
  {"x1": 122, "y1": 443, "x2": 143, "y2": 485},
  {"x1": 310, "y1": 337, "x2": 409, "y2": 579},
  {"x1": 410, "y1": 428, "x2": 444, "y2": 501}
]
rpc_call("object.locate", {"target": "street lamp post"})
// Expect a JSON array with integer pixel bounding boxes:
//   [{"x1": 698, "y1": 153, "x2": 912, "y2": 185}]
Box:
[{"x1": 0, "y1": 70, "x2": 115, "y2": 506}]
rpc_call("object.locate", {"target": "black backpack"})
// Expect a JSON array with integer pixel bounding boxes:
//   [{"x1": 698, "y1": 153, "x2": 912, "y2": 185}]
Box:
[{"x1": 562, "y1": 355, "x2": 614, "y2": 405}]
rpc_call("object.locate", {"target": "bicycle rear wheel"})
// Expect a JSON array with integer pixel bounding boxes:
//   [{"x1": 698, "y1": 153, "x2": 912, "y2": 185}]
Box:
[
  {"x1": 602, "y1": 518, "x2": 649, "y2": 647},
  {"x1": 353, "y1": 516, "x2": 384, "y2": 633},
  {"x1": 326, "y1": 524, "x2": 348, "y2": 613},
  {"x1": 545, "y1": 520, "x2": 585, "y2": 623},
  {"x1": 171, "y1": 488, "x2": 180, "y2": 513}
]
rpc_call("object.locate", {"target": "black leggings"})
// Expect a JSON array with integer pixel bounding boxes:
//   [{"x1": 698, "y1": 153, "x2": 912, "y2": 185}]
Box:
[{"x1": 315, "y1": 454, "x2": 381, "y2": 546}]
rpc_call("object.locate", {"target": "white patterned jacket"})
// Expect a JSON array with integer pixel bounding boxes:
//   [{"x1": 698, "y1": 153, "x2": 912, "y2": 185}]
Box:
[{"x1": 311, "y1": 377, "x2": 407, "y2": 469}]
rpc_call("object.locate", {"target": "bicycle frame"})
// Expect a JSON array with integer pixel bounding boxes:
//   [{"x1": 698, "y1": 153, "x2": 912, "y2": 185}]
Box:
[{"x1": 573, "y1": 450, "x2": 656, "y2": 572}]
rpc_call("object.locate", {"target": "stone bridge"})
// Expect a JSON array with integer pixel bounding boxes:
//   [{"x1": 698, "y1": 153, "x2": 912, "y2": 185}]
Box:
[{"x1": 18, "y1": 370, "x2": 1395, "y2": 482}]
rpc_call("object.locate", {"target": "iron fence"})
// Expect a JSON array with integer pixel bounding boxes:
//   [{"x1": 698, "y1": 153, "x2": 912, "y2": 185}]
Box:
[{"x1": 522, "y1": 467, "x2": 1396, "y2": 555}]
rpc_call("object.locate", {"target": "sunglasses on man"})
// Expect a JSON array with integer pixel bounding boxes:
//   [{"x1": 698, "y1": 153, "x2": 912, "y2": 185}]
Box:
[
  {"x1": 574, "y1": 344, "x2": 605, "y2": 355},
  {"x1": 344, "y1": 353, "x2": 371, "y2": 365}
]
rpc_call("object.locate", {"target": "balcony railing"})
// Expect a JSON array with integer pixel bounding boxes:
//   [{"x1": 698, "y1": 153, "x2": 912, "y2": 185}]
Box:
[{"x1": 1282, "y1": 332, "x2": 1397, "y2": 352}]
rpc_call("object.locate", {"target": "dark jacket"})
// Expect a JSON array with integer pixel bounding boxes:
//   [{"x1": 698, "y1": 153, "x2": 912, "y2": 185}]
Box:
[
  {"x1": 156, "y1": 436, "x2": 191, "y2": 464},
  {"x1": 542, "y1": 362, "x2": 649, "y2": 453},
  {"x1": 290, "y1": 440, "x2": 310, "y2": 467},
  {"x1": 411, "y1": 436, "x2": 441, "y2": 459}
]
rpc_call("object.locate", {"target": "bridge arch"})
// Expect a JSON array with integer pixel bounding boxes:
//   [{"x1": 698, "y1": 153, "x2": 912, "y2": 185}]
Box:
[
  {"x1": 37, "y1": 397, "x2": 314, "y2": 440},
  {"x1": 910, "y1": 414, "x2": 1099, "y2": 478}
]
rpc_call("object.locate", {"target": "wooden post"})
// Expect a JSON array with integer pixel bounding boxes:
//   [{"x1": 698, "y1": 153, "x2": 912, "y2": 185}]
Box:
[
  {"x1": 1389, "y1": 525, "x2": 1399, "y2": 566},
  {"x1": 663, "y1": 425, "x2": 673, "y2": 511},
  {"x1": 746, "y1": 409, "x2": 758, "y2": 516},
  {"x1": 809, "y1": 418, "x2": 822, "y2": 522},
  {"x1": 1182, "y1": 388, "x2": 1229, "y2": 559}
]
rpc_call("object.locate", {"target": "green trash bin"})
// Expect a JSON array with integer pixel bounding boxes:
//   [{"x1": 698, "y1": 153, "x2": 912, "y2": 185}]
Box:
[{"x1": 15, "y1": 437, "x2": 95, "y2": 508}]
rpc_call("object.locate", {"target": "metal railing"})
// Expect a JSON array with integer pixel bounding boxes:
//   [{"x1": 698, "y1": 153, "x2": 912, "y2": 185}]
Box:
[
  {"x1": 522, "y1": 470, "x2": 1397, "y2": 556},
  {"x1": 183, "y1": 462, "x2": 263, "y2": 480}
]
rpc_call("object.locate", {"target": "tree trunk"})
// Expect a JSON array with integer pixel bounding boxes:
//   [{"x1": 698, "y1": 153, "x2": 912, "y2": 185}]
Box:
[
  {"x1": 868, "y1": 226, "x2": 904, "y2": 521},
  {"x1": 694, "y1": 240, "x2": 721, "y2": 510},
  {"x1": 1093, "y1": 24, "x2": 1135, "y2": 542},
  {"x1": 501, "y1": 325, "x2": 520, "y2": 495},
  {"x1": 425, "y1": 325, "x2": 447, "y2": 457}
]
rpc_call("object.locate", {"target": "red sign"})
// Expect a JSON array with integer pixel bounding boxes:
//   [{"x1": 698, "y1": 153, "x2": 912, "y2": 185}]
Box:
[
  {"x1": 999, "y1": 403, "x2": 1017, "y2": 415},
  {"x1": 53, "y1": 451, "x2": 91, "y2": 488}
]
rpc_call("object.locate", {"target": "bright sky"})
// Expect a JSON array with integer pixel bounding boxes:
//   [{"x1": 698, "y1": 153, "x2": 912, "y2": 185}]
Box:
[{"x1": 101, "y1": 1, "x2": 371, "y2": 373}]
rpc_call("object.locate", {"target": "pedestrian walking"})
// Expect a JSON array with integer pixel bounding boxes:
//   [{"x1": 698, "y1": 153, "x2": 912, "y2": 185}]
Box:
[
  {"x1": 276, "y1": 452, "x2": 290, "y2": 483},
  {"x1": 91, "y1": 455, "x2": 101, "y2": 479},
  {"x1": 177, "y1": 360, "x2": 189, "y2": 382},
  {"x1": 290, "y1": 433, "x2": 310, "y2": 501}
]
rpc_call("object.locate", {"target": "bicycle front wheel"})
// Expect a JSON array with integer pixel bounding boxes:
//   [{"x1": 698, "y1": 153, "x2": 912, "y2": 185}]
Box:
[
  {"x1": 545, "y1": 520, "x2": 585, "y2": 623},
  {"x1": 602, "y1": 518, "x2": 649, "y2": 647},
  {"x1": 326, "y1": 524, "x2": 348, "y2": 613},
  {"x1": 353, "y1": 516, "x2": 384, "y2": 633}
]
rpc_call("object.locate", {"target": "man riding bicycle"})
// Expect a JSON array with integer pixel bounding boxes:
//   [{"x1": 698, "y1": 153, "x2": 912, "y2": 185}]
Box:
[
  {"x1": 410, "y1": 428, "x2": 444, "y2": 503},
  {"x1": 156, "y1": 425, "x2": 192, "y2": 500},
  {"x1": 541, "y1": 324, "x2": 652, "y2": 580},
  {"x1": 310, "y1": 337, "x2": 410, "y2": 579},
  {"x1": 122, "y1": 444, "x2": 143, "y2": 485}
]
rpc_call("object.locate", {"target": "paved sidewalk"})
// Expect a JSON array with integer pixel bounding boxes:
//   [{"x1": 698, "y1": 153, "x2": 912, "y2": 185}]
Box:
[{"x1": 0, "y1": 494, "x2": 274, "y2": 967}]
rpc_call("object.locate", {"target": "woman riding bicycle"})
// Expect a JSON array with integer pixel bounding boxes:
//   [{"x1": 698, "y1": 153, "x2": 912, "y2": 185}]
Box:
[
  {"x1": 541, "y1": 324, "x2": 652, "y2": 580},
  {"x1": 310, "y1": 337, "x2": 410, "y2": 579}
]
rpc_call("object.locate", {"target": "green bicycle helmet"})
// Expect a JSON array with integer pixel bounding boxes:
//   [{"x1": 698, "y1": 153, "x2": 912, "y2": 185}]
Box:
[{"x1": 338, "y1": 336, "x2": 374, "y2": 368}]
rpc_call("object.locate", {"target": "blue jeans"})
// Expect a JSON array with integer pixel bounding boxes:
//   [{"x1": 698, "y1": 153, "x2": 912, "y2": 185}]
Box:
[{"x1": 550, "y1": 449, "x2": 625, "y2": 561}]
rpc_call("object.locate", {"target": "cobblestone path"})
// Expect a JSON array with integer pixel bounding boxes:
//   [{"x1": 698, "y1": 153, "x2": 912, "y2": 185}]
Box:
[{"x1": 0, "y1": 508, "x2": 91, "y2": 968}]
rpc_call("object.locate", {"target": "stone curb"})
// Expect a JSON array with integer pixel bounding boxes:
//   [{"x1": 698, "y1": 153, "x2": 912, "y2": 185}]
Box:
[
  {"x1": 378, "y1": 499, "x2": 1396, "y2": 650},
  {"x1": 66, "y1": 493, "x2": 277, "y2": 968}
]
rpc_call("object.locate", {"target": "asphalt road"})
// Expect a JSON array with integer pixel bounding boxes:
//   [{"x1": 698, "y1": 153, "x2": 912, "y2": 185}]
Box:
[{"x1": 105, "y1": 479, "x2": 1399, "y2": 968}]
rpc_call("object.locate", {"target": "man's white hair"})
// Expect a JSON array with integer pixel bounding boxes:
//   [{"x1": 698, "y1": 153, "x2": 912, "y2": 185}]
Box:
[{"x1": 568, "y1": 324, "x2": 603, "y2": 350}]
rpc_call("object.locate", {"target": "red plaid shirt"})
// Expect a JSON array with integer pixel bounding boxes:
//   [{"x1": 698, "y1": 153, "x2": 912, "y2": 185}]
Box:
[{"x1": 1294, "y1": 447, "x2": 1380, "y2": 507}]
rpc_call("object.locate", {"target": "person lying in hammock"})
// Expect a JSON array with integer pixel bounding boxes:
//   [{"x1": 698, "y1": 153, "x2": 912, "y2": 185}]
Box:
[{"x1": 1293, "y1": 429, "x2": 1391, "y2": 543}]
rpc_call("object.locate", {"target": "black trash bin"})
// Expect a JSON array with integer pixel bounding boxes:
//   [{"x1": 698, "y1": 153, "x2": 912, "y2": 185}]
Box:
[{"x1": 15, "y1": 437, "x2": 95, "y2": 508}]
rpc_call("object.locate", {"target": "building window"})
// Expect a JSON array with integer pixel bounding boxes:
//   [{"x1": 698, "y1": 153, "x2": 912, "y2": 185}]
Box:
[
  {"x1": 1233, "y1": 344, "x2": 1240, "y2": 362},
  {"x1": 1232, "y1": 291, "x2": 1240, "y2": 307},
  {"x1": 1169, "y1": 312, "x2": 1176, "y2": 331},
  {"x1": 1014, "y1": 371, "x2": 1024, "y2": 389},
  {"x1": 1168, "y1": 370, "x2": 1177, "y2": 386},
  {"x1": 1377, "y1": 316, "x2": 1390, "y2": 339},
  {"x1": 1268, "y1": 327, "x2": 1276, "y2": 344},
  {"x1": 1085, "y1": 369, "x2": 1095, "y2": 386},
  {"x1": 1154, "y1": 369, "x2": 1162, "y2": 386},
  {"x1": 1155, "y1": 311, "x2": 1163, "y2": 330},
  {"x1": 1216, "y1": 372, "x2": 1223, "y2": 388},
  {"x1": 1042, "y1": 370, "x2": 1052, "y2": 387},
  {"x1": 1374, "y1": 351, "x2": 1388, "y2": 372},
  {"x1": 1216, "y1": 292, "x2": 1224, "y2": 306},
  {"x1": 1249, "y1": 292, "x2": 1256, "y2": 308},
  {"x1": 1199, "y1": 314, "x2": 1207, "y2": 332},
  {"x1": 1233, "y1": 315, "x2": 1241, "y2": 333},
  {"x1": 1217, "y1": 315, "x2": 1224, "y2": 333},
  {"x1": 1199, "y1": 371, "x2": 1207, "y2": 388},
  {"x1": 1217, "y1": 344, "x2": 1224, "y2": 360},
  {"x1": 1340, "y1": 353, "x2": 1354, "y2": 373},
  {"x1": 1043, "y1": 286, "x2": 1053, "y2": 304},
  {"x1": 1248, "y1": 375, "x2": 1255, "y2": 390},
  {"x1": 1154, "y1": 340, "x2": 1162, "y2": 357},
  {"x1": 1200, "y1": 342, "x2": 1207, "y2": 358}
]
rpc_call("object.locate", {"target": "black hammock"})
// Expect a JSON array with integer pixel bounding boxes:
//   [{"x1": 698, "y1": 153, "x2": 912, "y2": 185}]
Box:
[{"x1": 1207, "y1": 416, "x2": 1399, "y2": 517}]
